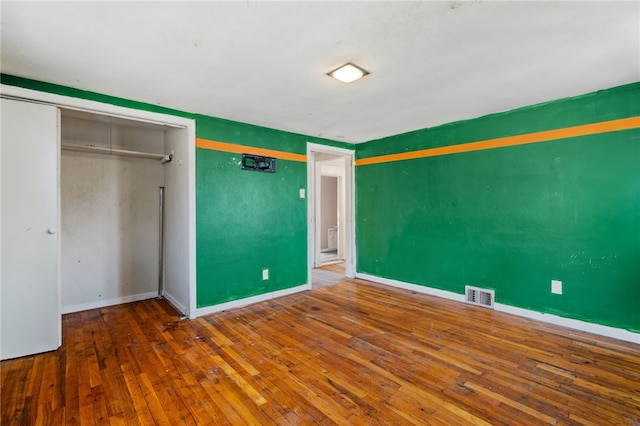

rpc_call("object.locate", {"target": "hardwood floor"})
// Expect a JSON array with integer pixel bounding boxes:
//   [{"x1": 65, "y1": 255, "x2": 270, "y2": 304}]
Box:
[
  {"x1": 312, "y1": 262, "x2": 345, "y2": 289},
  {"x1": 2, "y1": 278, "x2": 639, "y2": 425}
]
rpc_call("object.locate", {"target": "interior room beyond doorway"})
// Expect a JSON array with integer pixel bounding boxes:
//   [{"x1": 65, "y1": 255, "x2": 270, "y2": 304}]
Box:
[
  {"x1": 311, "y1": 152, "x2": 347, "y2": 289},
  {"x1": 315, "y1": 154, "x2": 346, "y2": 266}
]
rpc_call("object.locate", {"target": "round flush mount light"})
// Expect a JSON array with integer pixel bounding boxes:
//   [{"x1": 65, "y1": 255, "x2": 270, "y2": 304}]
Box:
[{"x1": 327, "y1": 63, "x2": 369, "y2": 83}]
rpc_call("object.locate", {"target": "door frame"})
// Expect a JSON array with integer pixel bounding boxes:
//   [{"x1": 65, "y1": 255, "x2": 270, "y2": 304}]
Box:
[
  {"x1": 306, "y1": 143, "x2": 355, "y2": 281},
  {"x1": 1, "y1": 84, "x2": 198, "y2": 319}
]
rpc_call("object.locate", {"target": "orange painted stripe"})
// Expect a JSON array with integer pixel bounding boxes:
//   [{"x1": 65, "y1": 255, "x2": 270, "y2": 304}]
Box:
[
  {"x1": 196, "y1": 138, "x2": 307, "y2": 162},
  {"x1": 356, "y1": 116, "x2": 640, "y2": 166}
]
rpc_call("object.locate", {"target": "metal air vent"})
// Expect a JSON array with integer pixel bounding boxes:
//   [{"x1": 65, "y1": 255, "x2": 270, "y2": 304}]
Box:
[{"x1": 465, "y1": 286, "x2": 495, "y2": 309}]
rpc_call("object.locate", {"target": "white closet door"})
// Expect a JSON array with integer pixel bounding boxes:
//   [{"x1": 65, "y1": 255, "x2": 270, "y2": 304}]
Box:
[{"x1": 1, "y1": 98, "x2": 60, "y2": 360}]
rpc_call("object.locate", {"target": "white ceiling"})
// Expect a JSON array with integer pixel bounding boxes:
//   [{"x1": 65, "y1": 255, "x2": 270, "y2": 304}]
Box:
[{"x1": 2, "y1": 1, "x2": 638, "y2": 143}]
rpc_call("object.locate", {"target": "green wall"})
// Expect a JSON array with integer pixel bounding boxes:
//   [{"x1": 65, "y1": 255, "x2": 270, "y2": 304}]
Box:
[
  {"x1": 356, "y1": 83, "x2": 640, "y2": 332},
  {"x1": 5, "y1": 74, "x2": 638, "y2": 333},
  {"x1": 195, "y1": 115, "x2": 348, "y2": 307},
  {"x1": 1, "y1": 74, "x2": 351, "y2": 308}
]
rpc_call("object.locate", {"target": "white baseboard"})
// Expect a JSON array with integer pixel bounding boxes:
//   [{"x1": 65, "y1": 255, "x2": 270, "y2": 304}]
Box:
[
  {"x1": 196, "y1": 284, "x2": 311, "y2": 317},
  {"x1": 494, "y1": 303, "x2": 639, "y2": 344},
  {"x1": 356, "y1": 273, "x2": 466, "y2": 303},
  {"x1": 162, "y1": 292, "x2": 188, "y2": 317},
  {"x1": 356, "y1": 273, "x2": 639, "y2": 344},
  {"x1": 61, "y1": 291, "x2": 157, "y2": 314}
]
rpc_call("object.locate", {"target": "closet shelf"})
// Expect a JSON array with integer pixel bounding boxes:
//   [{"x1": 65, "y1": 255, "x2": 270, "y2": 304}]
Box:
[{"x1": 61, "y1": 142, "x2": 171, "y2": 163}]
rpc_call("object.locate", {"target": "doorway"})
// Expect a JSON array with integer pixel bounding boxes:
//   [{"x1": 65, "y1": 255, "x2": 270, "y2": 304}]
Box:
[
  {"x1": 307, "y1": 143, "x2": 355, "y2": 288},
  {"x1": 317, "y1": 159, "x2": 344, "y2": 265}
]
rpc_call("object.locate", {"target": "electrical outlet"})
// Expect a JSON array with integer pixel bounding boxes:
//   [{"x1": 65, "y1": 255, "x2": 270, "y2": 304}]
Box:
[
  {"x1": 262, "y1": 269, "x2": 269, "y2": 280},
  {"x1": 299, "y1": 188, "x2": 305, "y2": 199},
  {"x1": 551, "y1": 280, "x2": 562, "y2": 295}
]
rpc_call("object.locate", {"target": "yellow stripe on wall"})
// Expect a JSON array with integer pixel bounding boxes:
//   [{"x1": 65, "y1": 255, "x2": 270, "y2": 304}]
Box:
[
  {"x1": 356, "y1": 116, "x2": 640, "y2": 166},
  {"x1": 196, "y1": 138, "x2": 307, "y2": 162}
]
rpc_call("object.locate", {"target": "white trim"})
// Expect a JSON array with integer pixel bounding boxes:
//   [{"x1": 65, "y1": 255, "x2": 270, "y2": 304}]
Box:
[
  {"x1": 185, "y1": 119, "x2": 197, "y2": 319},
  {"x1": 61, "y1": 292, "x2": 157, "y2": 314},
  {"x1": 2, "y1": 84, "x2": 198, "y2": 321},
  {"x1": 163, "y1": 292, "x2": 188, "y2": 317},
  {"x1": 1, "y1": 85, "x2": 187, "y2": 128},
  {"x1": 314, "y1": 163, "x2": 322, "y2": 267},
  {"x1": 56, "y1": 108, "x2": 62, "y2": 346},
  {"x1": 306, "y1": 143, "x2": 356, "y2": 284},
  {"x1": 356, "y1": 273, "x2": 640, "y2": 344},
  {"x1": 494, "y1": 303, "x2": 640, "y2": 344},
  {"x1": 356, "y1": 273, "x2": 465, "y2": 303},
  {"x1": 337, "y1": 175, "x2": 345, "y2": 260},
  {"x1": 196, "y1": 284, "x2": 310, "y2": 317}
]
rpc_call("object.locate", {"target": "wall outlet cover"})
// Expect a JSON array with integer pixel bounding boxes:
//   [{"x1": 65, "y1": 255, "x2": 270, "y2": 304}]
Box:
[
  {"x1": 299, "y1": 188, "x2": 305, "y2": 199},
  {"x1": 262, "y1": 269, "x2": 269, "y2": 280},
  {"x1": 551, "y1": 280, "x2": 562, "y2": 295}
]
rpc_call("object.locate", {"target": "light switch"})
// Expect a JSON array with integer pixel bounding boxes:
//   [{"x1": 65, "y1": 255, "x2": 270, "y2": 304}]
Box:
[{"x1": 299, "y1": 189, "x2": 305, "y2": 199}]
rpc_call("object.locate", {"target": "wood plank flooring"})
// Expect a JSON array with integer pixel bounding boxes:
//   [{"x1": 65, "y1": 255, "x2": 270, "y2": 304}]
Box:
[
  {"x1": 312, "y1": 263, "x2": 345, "y2": 289},
  {"x1": 2, "y1": 278, "x2": 639, "y2": 425}
]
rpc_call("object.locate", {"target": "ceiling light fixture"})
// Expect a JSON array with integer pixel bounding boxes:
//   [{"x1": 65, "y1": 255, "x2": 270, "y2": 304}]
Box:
[{"x1": 328, "y1": 63, "x2": 369, "y2": 83}]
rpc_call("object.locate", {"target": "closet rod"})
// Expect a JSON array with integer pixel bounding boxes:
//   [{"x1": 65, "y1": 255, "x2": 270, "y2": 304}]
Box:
[{"x1": 61, "y1": 143, "x2": 172, "y2": 163}]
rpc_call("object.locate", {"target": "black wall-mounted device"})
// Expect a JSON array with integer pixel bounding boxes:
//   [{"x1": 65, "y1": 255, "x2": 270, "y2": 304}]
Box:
[{"x1": 241, "y1": 154, "x2": 276, "y2": 173}]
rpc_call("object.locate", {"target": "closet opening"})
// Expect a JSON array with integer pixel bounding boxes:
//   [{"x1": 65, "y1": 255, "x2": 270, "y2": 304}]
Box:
[{"x1": 60, "y1": 109, "x2": 191, "y2": 316}]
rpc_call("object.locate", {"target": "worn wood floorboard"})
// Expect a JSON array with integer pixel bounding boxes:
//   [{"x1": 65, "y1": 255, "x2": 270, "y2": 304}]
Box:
[{"x1": 2, "y1": 278, "x2": 639, "y2": 425}]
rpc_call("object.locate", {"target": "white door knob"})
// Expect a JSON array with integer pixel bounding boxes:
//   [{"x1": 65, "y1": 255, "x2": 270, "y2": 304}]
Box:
[{"x1": 47, "y1": 228, "x2": 57, "y2": 234}]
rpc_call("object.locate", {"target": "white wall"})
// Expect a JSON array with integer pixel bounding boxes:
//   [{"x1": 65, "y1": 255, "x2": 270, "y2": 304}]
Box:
[
  {"x1": 163, "y1": 127, "x2": 191, "y2": 315},
  {"x1": 60, "y1": 115, "x2": 165, "y2": 312}
]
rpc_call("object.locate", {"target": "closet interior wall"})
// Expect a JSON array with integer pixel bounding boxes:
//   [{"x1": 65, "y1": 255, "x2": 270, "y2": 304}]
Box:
[{"x1": 60, "y1": 111, "x2": 167, "y2": 313}]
